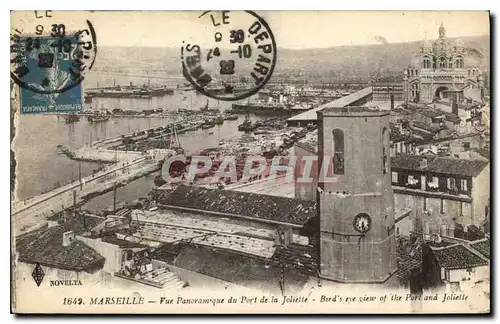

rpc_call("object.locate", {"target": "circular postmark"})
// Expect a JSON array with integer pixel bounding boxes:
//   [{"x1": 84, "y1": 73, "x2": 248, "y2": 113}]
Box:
[
  {"x1": 181, "y1": 11, "x2": 277, "y2": 101},
  {"x1": 10, "y1": 19, "x2": 97, "y2": 95}
]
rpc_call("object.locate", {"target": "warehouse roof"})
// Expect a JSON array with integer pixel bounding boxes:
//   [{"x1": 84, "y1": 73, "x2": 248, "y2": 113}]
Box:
[
  {"x1": 154, "y1": 185, "x2": 317, "y2": 226},
  {"x1": 287, "y1": 87, "x2": 373, "y2": 122}
]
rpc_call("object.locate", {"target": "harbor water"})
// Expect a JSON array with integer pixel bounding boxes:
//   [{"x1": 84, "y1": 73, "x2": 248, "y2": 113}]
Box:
[{"x1": 13, "y1": 76, "x2": 263, "y2": 202}]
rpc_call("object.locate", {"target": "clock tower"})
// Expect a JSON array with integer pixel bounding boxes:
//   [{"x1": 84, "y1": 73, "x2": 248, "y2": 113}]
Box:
[{"x1": 317, "y1": 107, "x2": 397, "y2": 283}]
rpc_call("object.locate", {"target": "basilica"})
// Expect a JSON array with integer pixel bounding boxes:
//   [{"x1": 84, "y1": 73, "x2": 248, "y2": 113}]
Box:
[{"x1": 403, "y1": 24, "x2": 485, "y2": 104}]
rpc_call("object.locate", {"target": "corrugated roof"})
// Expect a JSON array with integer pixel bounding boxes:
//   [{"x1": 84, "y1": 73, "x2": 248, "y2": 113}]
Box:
[
  {"x1": 287, "y1": 87, "x2": 373, "y2": 121},
  {"x1": 154, "y1": 185, "x2": 316, "y2": 226},
  {"x1": 391, "y1": 153, "x2": 489, "y2": 177},
  {"x1": 432, "y1": 244, "x2": 488, "y2": 270}
]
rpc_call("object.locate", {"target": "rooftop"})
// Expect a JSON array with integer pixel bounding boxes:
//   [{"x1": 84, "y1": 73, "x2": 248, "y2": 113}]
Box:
[
  {"x1": 153, "y1": 185, "x2": 317, "y2": 226},
  {"x1": 295, "y1": 140, "x2": 318, "y2": 154},
  {"x1": 287, "y1": 87, "x2": 373, "y2": 122},
  {"x1": 391, "y1": 153, "x2": 489, "y2": 177},
  {"x1": 153, "y1": 241, "x2": 315, "y2": 293},
  {"x1": 471, "y1": 239, "x2": 490, "y2": 259},
  {"x1": 16, "y1": 217, "x2": 105, "y2": 272},
  {"x1": 472, "y1": 147, "x2": 491, "y2": 161},
  {"x1": 432, "y1": 244, "x2": 488, "y2": 270},
  {"x1": 101, "y1": 235, "x2": 150, "y2": 249},
  {"x1": 413, "y1": 107, "x2": 462, "y2": 124},
  {"x1": 319, "y1": 106, "x2": 389, "y2": 117}
]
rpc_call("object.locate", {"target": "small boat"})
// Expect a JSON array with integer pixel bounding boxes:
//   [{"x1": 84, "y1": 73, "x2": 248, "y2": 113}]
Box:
[
  {"x1": 201, "y1": 122, "x2": 215, "y2": 130},
  {"x1": 208, "y1": 131, "x2": 214, "y2": 135},
  {"x1": 214, "y1": 116, "x2": 224, "y2": 125},
  {"x1": 88, "y1": 114, "x2": 110, "y2": 123},
  {"x1": 63, "y1": 113, "x2": 80, "y2": 124},
  {"x1": 237, "y1": 115, "x2": 254, "y2": 132},
  {"x1": 224, "y1": 114, "x2": 238, "y2": 121}
]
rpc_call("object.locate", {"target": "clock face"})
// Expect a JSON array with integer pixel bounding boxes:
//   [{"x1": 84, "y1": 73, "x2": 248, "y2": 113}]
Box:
[{"x1": 353, "y1": 213, "x2": 372, "y2": 233}]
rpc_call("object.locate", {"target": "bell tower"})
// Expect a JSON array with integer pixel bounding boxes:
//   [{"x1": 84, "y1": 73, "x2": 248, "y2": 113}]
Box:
[{"x1": 317, "y1": 107, "x2": 397, "y2": 283}]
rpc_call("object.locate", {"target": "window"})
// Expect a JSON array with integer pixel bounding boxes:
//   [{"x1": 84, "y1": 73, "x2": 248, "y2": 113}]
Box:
[
  {"x1": 461, "y1": 179, "x2": 468, "y2": 191},
  {"x1": 422, "y1": 57, "x2": 431, "y2": 69},
  {"x1": 392, "y1": 172, "x2": 398, "y2": 183},
  {"x1": 332, "y1": 129, "x2": 344, "y2": 175},
  {"x1": 407, "y1": 175, "x2": 419, "y2": 185},
  {"x1": 459, "y1": 202, "x2": 463, "y2": 216},
  {"x1": 440, "y1": 199, "x2": 446, "y2": 214},
  {"x1": 411, "y1": 83, "x2": 419, "y2": 97},
  {"x1": 423, "y1": 197, "x2": 427, "y2": 210},
  {"x1": 439, "y1": 57, "x2": 447, "y2": 69},
  {"x1": 382, "y1": 127, "x2": 389, "y2": 174},
  {"x1": 447, "y1": 178, "x2": 456, "y2": 190},
  {"x1": 428, "y1": 176, "x2": 439, "y2": 189}
]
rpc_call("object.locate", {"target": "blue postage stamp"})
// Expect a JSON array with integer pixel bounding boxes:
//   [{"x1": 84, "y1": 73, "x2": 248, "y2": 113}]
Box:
[{"x1": 15, "y1": 36, "x2": 83, "y2": 114}]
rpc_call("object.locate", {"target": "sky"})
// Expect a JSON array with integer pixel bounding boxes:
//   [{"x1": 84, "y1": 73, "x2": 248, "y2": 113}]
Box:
[{"x1": 11, "y1": 10, "x2": 490, "y2": 49}]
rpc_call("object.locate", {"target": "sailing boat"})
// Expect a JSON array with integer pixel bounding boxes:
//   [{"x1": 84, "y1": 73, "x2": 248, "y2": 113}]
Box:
[
  {"x1": 169, "y1": 121, "x2": 184, "y2": 155},
  {"x1": 154, "y1": 121, "x2": 185, "y2": 187}
]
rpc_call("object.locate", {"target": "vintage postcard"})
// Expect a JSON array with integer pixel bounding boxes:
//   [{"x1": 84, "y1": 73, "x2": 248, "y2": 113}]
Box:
[{"x1": 10, "y1": 10, "x2": 491, "y2": 314}]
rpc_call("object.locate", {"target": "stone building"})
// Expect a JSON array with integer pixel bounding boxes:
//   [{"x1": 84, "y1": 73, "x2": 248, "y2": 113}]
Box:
[
  {"x1": 316, "y1": 107, "x2": 397, "y2": 283},
  {"x1": 403, "y1": 24, "x2": 485, "y2": 104},
  {"x1": 391, "y1": 153, "x2": 490, "y2": 234}
]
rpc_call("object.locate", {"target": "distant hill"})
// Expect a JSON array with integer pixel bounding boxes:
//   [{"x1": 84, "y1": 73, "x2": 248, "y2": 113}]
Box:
[
  {"x1": 274, "y1": 35, "x2": 489, "y2": 82},
  {"x1": 89, "y1": 35, "x2": 489, "y2": 83}
]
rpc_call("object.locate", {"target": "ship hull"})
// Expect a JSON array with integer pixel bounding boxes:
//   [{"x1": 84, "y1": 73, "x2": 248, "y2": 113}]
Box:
[
  {"x1": 231, "y1": 103, "x2": 308, "y2": 116},
  {"x1": 86, "y1": 88, "x2": 174, "y2": 98}
]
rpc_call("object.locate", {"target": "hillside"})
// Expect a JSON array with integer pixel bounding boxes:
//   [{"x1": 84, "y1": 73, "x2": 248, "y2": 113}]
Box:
[{"x1": 89, "y1": 35, "x2": 490, "y2": 83}]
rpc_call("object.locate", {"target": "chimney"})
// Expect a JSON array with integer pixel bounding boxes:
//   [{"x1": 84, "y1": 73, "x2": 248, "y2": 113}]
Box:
[
  {"x1": 274, "y1": 226, "x2": 293, "y2": 248},
  {"x1": 390, "y1": 94, "x2": 395, "y2": 110},
  {"x1": 62, "y1": 231, "x2": 75, "y2": 247}
]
